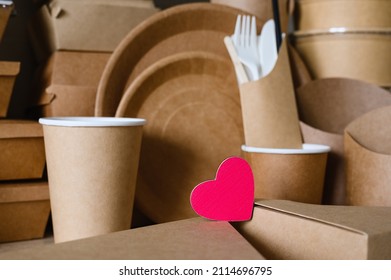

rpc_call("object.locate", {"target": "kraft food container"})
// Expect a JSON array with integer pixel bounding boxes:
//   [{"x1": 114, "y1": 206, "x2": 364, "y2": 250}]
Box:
[
  {"x1": 39, "y1": 117, "x2": 146, "y2": 243},
  {"x1": 296, "y1": 77, "x2": 391, "y2": 205},
  {"x1": 211, "y1": 0, "x2": 294, "y2": 32},
  {"x1": 295, "y1": 0, "x2": 391, "y2": 31},
  {"x1": 0, "y1": 180, "x2": 50, "y2": 243},
  {"x1": 292, "y1": 29, "x2": 391, "y2": 87},
  {"x1": 241, "y1": 144, "x2": 330, "y2": 204},
  {"x1": 345, "y1": 106, "x2": 391, "y2": 207},
  {"x1": 29, "y1": 0, "x2": 159, "y2": 55},
  {"x1": 0, "y1": 61, "x2": 20, "y2": 117},
  {"x1": 0, "y1": 120, "x2": 46, "y2": 181},
  {"x1": 234, "y1": 200, "x2": 391, "y2": 259},
  {"x1": 0, "y1": 1, "x2": 13, "y2": 42},
  {"x1": 30, "y1": 51, "x2": 111, "y2": 117}
]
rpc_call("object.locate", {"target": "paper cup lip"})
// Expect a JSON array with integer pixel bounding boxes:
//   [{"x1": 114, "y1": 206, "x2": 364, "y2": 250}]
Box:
[
  {"x1": 39, "y1": 117, "x2": 146, "y2": 127},
  {"x1": 241, "y1": 144, "x2": 331, "y2": 154}
]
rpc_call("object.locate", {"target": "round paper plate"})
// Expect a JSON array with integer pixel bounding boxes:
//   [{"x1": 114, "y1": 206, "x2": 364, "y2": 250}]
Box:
[
  {"x1": 116, "y1": 51, "x2": 244, "y2": 223},
  {"x1": 95, "y1": 3, "x2": 260, "y2": 116}
]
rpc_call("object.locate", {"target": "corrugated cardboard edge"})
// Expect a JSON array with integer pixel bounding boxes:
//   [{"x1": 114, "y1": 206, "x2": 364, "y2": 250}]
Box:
[{"x1": 0, "y1": 181, "x2": 49, "y2": 203}]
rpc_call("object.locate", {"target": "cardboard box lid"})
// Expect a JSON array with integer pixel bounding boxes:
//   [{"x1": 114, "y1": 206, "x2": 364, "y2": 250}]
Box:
[
  {"x1": 235, "y1": 200, "x2": 391, "y2": 259},
  {"x1": 0, "y1": 181, "x2": 49, "y2": 203},
  {"x1": 0, "y1": 61, "x2": 20, "y2": 76},
  {"x1": 0, "y1": 120, "x2": 43, "y2": 139},
  {"x1": 0, "y1": 218, "x2": 265, "y2": 260},
  {"x1": 254, "y1": 200, "x2": 391, "y2": 237},
  {"x1": 33, "y1": 0, "x2": 159, "y2": 52}
]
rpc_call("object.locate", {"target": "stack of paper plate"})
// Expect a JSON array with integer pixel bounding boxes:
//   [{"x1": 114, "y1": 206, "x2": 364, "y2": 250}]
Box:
[{"x1": 96, "y1": 3, "x2": 263, "y2": 223}]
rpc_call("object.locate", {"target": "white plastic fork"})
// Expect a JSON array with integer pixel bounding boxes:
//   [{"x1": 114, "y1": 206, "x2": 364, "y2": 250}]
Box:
[{"x1": 231, "y1": 15, "x2": 262, "y2": 81}]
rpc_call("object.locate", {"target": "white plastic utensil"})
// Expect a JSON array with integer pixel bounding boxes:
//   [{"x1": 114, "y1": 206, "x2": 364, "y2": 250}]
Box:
[
  {"x1": 223, "y1": 36, "x2": 249, "y2": 85},
  {"x1": 259, "y1": 19, "x2": 278, "y2": 77},
  {"x1": 232, "y1": 15, "x2": 262, "y2": 81}
]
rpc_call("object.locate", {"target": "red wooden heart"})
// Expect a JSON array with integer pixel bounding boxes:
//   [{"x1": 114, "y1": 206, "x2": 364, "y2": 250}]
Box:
[{"x1": 190, "y1": 157, "x2": 254, "y2": 221}]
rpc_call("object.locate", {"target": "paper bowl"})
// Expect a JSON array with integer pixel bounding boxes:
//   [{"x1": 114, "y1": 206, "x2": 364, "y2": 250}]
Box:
[
  {"x1": 292, "y1": 29, "x2": 391, "y2": 87},
  {"x1": 242, "y1": 144, "x2": 330, "y2": 204},
  {"x1": 295, "y1": 0, "x2": 391, "y2": 31}
]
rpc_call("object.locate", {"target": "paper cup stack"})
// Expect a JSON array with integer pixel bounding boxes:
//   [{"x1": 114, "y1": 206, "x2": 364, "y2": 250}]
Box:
[{"x1": 292, "y1": 0, "x2": 391, "y2": 88}]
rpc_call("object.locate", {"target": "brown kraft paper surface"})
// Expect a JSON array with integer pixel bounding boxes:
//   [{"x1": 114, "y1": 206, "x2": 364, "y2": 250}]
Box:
[{"x1": 239, "y1": 39, "x2": 302, "y2": 149}]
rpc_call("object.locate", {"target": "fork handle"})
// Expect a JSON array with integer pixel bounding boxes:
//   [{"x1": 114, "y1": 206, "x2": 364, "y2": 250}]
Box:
[{"x1": 224, "y1": 36, "x2": 249, "y2": 85}]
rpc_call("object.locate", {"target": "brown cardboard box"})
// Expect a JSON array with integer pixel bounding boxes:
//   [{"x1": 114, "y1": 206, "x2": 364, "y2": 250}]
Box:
[
  {"x1": 0, "y1": 120, "x2": 46, "y2": 180},
  {"x1": 0, "y1": 1, "x2": 13, "y2": 42},
  {"x1": 234, "y1": 200, "x2": 391, "y2": 260},
  {"x1": 0, "y1": 180, "x2": 50, "y2": 243},
  {"x1": 29, "y1": 0, "x2": 159, "y2": 57},
  {"x1": 0, "y1": 218, "x2": 265, "y2": 259},
  {"x1": 31, "y1": 51, "x2": 111, "y2": 117},
  {"x1": 0, "y1": 61, "x2": 20, "y2": 117}
]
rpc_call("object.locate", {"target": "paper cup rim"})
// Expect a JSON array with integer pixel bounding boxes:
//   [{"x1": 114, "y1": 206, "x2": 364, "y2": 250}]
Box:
[
  {"x1": 241, "y1": 144, "x2": 331, "y2": 154},
  {"x1": 39, "y1": 117, "x2": 146, "y2": 127}
]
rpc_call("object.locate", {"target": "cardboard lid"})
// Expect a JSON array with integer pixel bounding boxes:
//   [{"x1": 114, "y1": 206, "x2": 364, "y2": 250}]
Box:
[
  {"x1": 0, "y1": 181, "x2": 49, "y2": 203},
  {"x1": 116, "y1": 51, "x2": 244, "y2": 223},
  {"x1": 345, "y1": 105, "x2": 391, "y2": 155},
  {"x1": 0, "y1": 218, "x2": 265, "y2": 260},
  {"x1": 296, "y1": 78, "x2": 391, "y2": 134},
  {"x1": 254, "y1": 200, "x2": 391, "y2": 236},
  {"x1": 0, "y1": 61, "x2": 20, "y2": 76},
  {"x1": 0, "y1": 120, "x2": 43, "y2": 139}
]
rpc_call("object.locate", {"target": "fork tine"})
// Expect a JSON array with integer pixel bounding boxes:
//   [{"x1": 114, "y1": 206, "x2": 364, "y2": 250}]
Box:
[
  {"x1": 240, "y1": 15, "x2": 246, "y2": 47},
  {"x1": 250, "y1": 16, "x2": 257, "y2": 47},
  {"x1": 233, "y1": 15, "x2": 241, "y2": 45},
  {"x1": 247, "y1": 16, "x2": 251, "y2": 46}
]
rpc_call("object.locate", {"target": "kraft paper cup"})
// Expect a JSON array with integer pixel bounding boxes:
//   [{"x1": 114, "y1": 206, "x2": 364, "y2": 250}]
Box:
[
  {"x1": 242, "y1": 144, "x2": 330, "y2": 204},
  {"x1": 39, "y1": 117, "x2": 146, "y2": 243}
]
